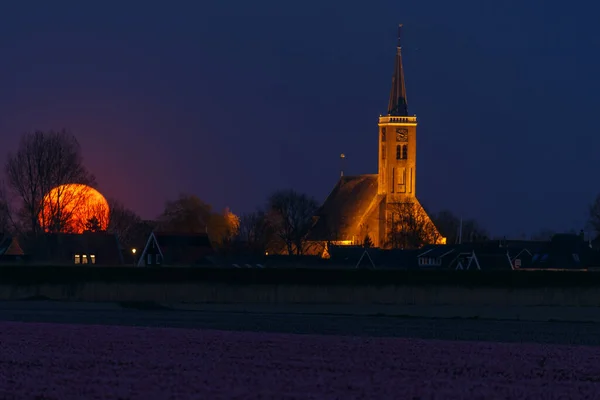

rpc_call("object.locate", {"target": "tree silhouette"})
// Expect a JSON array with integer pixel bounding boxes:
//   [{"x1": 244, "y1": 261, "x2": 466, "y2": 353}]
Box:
[
  {"x1": 387, "y1": 201, "x2": 443, "y2": 249},
  {"x1": 267, "y1": 189, "x2": 319, "y2": 255},
  {"x1": 363, "y1": 234, "x2": 373, "y2": 248},
  {"x1": 4, "y1": 130, "x2": 95, "y2": 234},
  {"x1": 85, "y1": 216, "x2": 102, "y2": 232}
]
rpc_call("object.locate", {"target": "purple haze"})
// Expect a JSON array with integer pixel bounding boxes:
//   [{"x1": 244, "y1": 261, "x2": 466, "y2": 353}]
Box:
[{"x1": 1, "y1": 322, "x2": 600, "y2": 399}]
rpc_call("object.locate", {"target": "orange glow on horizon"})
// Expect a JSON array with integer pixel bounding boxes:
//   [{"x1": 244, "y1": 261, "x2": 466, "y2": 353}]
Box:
[{"x1": 40, "y1": 184, "x2": 110, "y2": 234}]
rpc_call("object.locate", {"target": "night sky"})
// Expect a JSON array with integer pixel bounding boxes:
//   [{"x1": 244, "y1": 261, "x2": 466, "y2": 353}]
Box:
[{"x1": 0, "y1": 1, "x2": 596, "y2": 238}]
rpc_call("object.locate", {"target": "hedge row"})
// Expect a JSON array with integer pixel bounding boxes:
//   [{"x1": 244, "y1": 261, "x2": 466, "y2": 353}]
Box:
[{"x1": 0, "y1": 265, "x2": 598, "y2": 287}]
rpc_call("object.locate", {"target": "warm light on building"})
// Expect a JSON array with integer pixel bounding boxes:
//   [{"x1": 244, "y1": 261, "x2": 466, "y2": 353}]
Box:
[{"x1": 331, "y1": 240, "x2": 354, "y2": 246}]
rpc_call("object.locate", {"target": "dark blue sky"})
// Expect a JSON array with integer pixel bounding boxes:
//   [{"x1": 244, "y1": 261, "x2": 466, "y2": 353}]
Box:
[{"x1": 0, "y1": 1, "x2": 596, "y2": 238}]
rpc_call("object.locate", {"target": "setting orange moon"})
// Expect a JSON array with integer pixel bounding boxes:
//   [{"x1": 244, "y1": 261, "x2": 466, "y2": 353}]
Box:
[{"x1": 39, "y1": 184, "x2": 110, "y2": 234}]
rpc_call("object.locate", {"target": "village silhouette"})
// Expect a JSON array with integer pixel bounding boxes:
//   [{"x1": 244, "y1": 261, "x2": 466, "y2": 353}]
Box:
[{"x1": 0, "y1": 26, "x2": 598, "y2": 271}]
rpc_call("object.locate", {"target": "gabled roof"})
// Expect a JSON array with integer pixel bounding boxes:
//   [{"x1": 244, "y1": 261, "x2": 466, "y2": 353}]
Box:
[
  {"x1": 418, "y1": 245, "x2": 456, "y2": 258},
  {"x1": 308, "y1": 175, "x2": 379, "y2": 242},
  {"x1": 529, "y1": 234, "x2": 597, "y2": 269},
  {"x1": 0, "y1": 236, "x2": 25, "y2": 256},
  {"x1": 140, "y1": 232, "x2": 214, "y2": 266}
]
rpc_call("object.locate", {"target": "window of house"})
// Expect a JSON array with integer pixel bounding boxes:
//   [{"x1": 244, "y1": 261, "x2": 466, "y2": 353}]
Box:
[
  {"x1": 396, "y1": 145, "x2": 401, "y2": 160},
  {"x1": 419, "y1": 257, "x2": 441, "y2": 266},
  {"x1": 90, "y1": 255, "x2": 96, "y2": 264},
  {"x1": 74, "y1": 254, "x2": 81, "y2": 264},
  {"x1": 402, "y1": 145, "x2": 408, "y2": 159},
  {"x1": 147, "y1": 254, "x2": 153, "y2": 265},
  {"x1": 572, "y1": 253, "x2": 580, "y2": 263},
  {"x1": 156, "y1": 254, "x2": 162, "y2": 265},
  {"x1": 82, "y1": 255, "x2": 88, "y2": 264}
]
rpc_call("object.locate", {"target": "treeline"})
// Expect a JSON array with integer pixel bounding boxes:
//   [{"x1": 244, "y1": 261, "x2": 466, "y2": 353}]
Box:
[
  {"x1": 9, "y1": 129, "x2": 586, "y2": 254},
  {"x1": 0, "y1": 130, "x2": 323, "y2": 255}
]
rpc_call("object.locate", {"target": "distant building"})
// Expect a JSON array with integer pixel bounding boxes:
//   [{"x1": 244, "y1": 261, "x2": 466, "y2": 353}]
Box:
[
  {"x1": 137, "y1": 232, "x2": 214, "y2": 266},
  {"x1": 20, "y1": 232, "x2": 123, "y2": 266},
  {"x1": 308, "y1": 25, "x2": 445, "y2": 251},
  {"x1": 0, "y1": 236, "x2": 26, "y2": 263}
]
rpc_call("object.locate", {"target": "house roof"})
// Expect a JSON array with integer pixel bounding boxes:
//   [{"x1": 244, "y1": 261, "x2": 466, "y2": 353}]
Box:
[
  {"x1": 151, "y1": 232, "x2": 214, "y2": 265},
  {"x1": 418, "y1": 245, "x2": 456, "y2": 258},
  {"x1": 0, "y1": 236, "x2": 25, "y2": 256},
  {"x1": 527, "y1": 234, "x2": 596, "y2": 269},
  {"x1": 308, "y1": 175, "x2": 379, "y2": 242},
  {"x1": 21, "y1": 232, "x2": 123, "y2": 265}
]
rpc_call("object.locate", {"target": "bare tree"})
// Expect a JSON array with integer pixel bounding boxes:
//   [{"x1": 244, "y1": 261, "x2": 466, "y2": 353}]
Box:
[
  {"x1": 157, "y1": 194, "x2": 212, "y2": 234},
  {"x1": 107, "y1": 199, "x2": 142, "y2": 242},
  {"x1": 156, "y1": 194, "x2": 239, "y2": 251},
  {"x1": 207, "y1": 208, "x2": 240, "y2": 253},
  {"x1": 4, "y1": 130, "x2": 95, "y2": 234},
  {"x1": 267, "y1": 189, "x2": 319, "y2": 255},
  {"x1": 0, "y1": 183, "x2": 12, "y2": 236},
  {"x1": 431, "y1": 209, "x2": 488, "y2": 244},
  {"x1": 237, "y1": 210, "x2": 275, "y2": 255},
  {"x1": 589, "y1": 193, "x2": 600, "y2": 238},
  {"x1": 387, "y1": 201, "x2": 443, "y2": 249},
  {"x1": 431, "y1": 209, "x2": 460, "y2": 244}
]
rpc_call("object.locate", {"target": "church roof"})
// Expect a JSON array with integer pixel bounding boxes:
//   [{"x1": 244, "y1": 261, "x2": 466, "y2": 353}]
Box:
[
  {"x1": 308, "y1": 174, "x2": 379, "y2": 242},
  {"x1": 387, "y1": 24, "x2": 409, "y2": 116}
]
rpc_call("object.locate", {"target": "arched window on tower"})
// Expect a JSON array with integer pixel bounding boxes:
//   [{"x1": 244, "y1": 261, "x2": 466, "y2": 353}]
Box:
[
  {"x1": 396, "y1": 145, "x2": 401, "y2": 160},
  {"x1": 402, "y1": 145, "x2": 408, "y2": 159}
]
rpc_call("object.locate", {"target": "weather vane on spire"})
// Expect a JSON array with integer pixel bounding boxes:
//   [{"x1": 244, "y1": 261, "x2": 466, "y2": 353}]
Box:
[{"x1": 397, "y1": 24, "x2": 403, "y2": 49}]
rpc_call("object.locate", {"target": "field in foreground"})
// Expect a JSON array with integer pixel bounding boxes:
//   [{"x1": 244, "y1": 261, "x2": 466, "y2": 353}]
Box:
[{"x1": 1, "y1": 322, "x2": 600, "y2": 399}]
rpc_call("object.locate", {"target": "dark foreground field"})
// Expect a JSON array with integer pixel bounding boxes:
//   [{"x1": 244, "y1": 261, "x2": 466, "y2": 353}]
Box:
[
  {"x1": 1, "y1": 300, "x2": 600, "y2": 346},
  {"x1": 2, "y1": 321, "x2": 600, "y2": 399}
]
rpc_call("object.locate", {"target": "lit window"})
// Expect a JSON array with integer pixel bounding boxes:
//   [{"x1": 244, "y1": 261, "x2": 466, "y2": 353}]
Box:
[
  {"x1": 74, "y1": 254, "x2": 81, "y2": 264},
  {"x1": 90, "y1": 255, "x2": 96, "y2": 264},
  {"x1": 82, "y1": 255, "x2": 88, "y2": 264}
]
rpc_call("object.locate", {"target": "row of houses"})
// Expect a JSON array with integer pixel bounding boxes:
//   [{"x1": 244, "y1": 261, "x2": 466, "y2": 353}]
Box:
[
  {"x1": 329, "y1": 233, "x2": 600, "y2": 270},
  {"x1": 0, "y1": 231, "x2": 597, "y2": 270},
  {"x1": 0, "y1": 232, "x2": 214, "y2": 267}
]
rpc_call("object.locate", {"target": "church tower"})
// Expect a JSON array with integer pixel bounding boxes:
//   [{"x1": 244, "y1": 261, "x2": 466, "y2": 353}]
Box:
[
  {"x1": 377, "y1": 24, "x2": 417, "y2": 202},
  {"x1": 306, "y1": 24, "x2": 445, "y2": 252}
]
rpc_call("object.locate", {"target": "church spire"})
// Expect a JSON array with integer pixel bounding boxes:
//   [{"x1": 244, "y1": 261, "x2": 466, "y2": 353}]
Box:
[{"x1": 387, "y1": 24, "x2": 408, "y2": 116}]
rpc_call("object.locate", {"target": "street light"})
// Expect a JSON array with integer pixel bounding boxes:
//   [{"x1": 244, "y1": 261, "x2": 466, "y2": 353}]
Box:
[{"x1": 132, "y1": 248, "x2": 137, "y2": 266}]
